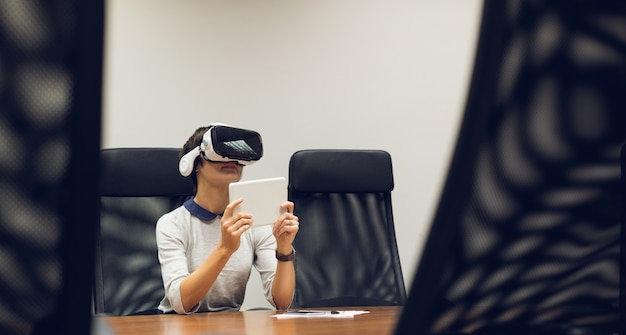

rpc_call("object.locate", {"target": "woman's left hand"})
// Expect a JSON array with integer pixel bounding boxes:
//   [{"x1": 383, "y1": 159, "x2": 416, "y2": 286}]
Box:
[{"x1": 273, "y1": 201, "x2": 299, "y2": 254}]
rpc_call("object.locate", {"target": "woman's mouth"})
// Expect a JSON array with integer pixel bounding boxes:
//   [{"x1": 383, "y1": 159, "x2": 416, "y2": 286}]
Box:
[{"x1": 222, "y1": 162, "x2": 238, "y2": 169}]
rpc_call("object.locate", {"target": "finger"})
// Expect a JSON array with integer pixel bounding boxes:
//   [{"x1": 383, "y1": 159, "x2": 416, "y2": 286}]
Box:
[
  {"x1": 274, "y1": 218, "x2": 287, "y2": 235},
  {"x1": 236, "y1": 221, "x2": 252, "y2": 233},
  {"x1": 224, "y1": 198, "x2": 244, "y2": 218},
  {"x1": 288, "y1": 219, "x2": 299, "y2": 229},
  {"x1": 277, "y1": 212, "x2": 297, "y2": 224},
  {"x1": 222, "y1": 212, "x2": 250, "y2": 231},
  {"x1": 280, "y1": 201, "x2": 294, "y2": 214},
  {"x1": 280, "y1": 216, "x2": 298, "y2": 228},
  {"x1": 231, "y1": 217, "x2": 253, "y2": 231},
  {"x1": 277, "y1": 218, "x2": 299, "y2": 234}
]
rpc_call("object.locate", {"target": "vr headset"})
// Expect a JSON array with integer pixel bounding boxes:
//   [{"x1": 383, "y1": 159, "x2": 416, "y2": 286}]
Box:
[{"x1": 179, "y1": 124, "x2": 263, "y2": 177}]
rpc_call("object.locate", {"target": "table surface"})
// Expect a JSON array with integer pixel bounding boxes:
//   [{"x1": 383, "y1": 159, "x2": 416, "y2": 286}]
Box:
[{"x1": 100, "y1": 306, "x2": 402, "y2": 335}]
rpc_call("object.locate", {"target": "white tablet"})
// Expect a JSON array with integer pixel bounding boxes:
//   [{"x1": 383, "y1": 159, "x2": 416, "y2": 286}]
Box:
[{"x1": 228, "y1": 177, "x2": 287, "y2": 227}]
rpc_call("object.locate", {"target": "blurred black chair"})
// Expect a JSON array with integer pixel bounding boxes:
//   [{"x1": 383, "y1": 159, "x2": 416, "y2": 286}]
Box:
[
  {"x1": 288, "y1": 149, "x2": 406, "y2": 308},
  {"x1": 0, "y1": 1, "x2": 104, "y2": 334},
  {"x1": 396, "y1": 1, "x2": 626, "y2": 334},
  {"x1": 94, "y1": 148, "x2": 194, "y2": 316}
]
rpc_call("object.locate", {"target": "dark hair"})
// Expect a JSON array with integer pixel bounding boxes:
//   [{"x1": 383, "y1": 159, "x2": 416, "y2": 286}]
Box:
[{"x1": 180, "y1": 126, "x2": 210, "y2": 189}]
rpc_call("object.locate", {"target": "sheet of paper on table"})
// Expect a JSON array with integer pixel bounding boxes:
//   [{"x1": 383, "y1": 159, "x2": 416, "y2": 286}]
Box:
[{"x1": 272, "y1": 310, "x2": 370, "y2": 319}]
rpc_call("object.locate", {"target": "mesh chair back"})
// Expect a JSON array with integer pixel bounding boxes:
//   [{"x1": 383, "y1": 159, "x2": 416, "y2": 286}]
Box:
[
  {"x1": 0, "y1": 1, "x2": 103, "y2": 334},
  {"x1": 288, "y1": 149, "x2": 406, "y2": 308},
  {"x1": 94, "y1": 148, "x2": 194, "y2": 316},
  {"x1": 396, "y1": 1, "x2": 626, "y2": 333}
]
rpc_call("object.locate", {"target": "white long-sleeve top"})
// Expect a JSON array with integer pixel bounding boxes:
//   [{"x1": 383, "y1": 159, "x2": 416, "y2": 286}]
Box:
[{"x1": 156, "y1": 200, "x2": 278, "y2": 314}]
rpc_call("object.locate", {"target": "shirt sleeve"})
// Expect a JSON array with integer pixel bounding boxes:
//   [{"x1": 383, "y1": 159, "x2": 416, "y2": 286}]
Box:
[
  {"x1": 155, "y1": 210, "x2": 199, "y2": 314},
  {"x1": 251, "y1": 225, "x2": 289, "y2": 308}
]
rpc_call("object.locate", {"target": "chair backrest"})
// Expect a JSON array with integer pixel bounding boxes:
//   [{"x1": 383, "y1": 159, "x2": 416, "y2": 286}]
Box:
[
  {"x1": 288, "y1": 149, "x2": 407, "y2": 308},
  {"x1": 94, "y1": 148, "x2": 194, "y2": 316},
  {"x1": 396, "y1": 1, "x2": 626, "y2": 333},
  {"x1": 0, "y1": 1, "x2": 104, "y2": 334}
]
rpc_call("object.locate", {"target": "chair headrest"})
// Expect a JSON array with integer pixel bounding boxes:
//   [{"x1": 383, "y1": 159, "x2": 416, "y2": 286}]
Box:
[
  {"x1": 288, "y1": 149, "x2": 394, "y2": 193},
  {"x1": 100, "y1": 148, "x2": 194, "y2": 197}
]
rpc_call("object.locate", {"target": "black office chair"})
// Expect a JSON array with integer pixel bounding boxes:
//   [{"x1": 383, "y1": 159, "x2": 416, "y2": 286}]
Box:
[
  {"x1": 94, "y1": 148, "x2": 194, "y2": 316},
  {"x1": 396, "y1": 1, "x2": 626, "y2": 334},
  {"x1": 288, "y1": 149, "x2": 407, "y2": 308}
]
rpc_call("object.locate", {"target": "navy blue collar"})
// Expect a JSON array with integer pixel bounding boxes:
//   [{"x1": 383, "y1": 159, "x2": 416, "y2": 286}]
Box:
[{"x1": 183, "y1": 199, "x2": 221, "y2": 221}]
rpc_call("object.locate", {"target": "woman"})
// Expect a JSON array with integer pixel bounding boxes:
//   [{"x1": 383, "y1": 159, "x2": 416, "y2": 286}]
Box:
[{"x1": 156, "y1": 125, "x2": 299, "y2": 314}]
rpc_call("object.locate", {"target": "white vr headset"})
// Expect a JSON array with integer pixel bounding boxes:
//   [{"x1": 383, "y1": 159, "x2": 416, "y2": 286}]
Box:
[{"x1": 178, "y1": 124, "x2": 263, "y2": 177}]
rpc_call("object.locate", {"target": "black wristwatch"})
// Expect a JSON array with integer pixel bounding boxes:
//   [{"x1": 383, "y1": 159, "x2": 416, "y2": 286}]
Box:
[{"x1": 276, "y1": 248, "x2": 296, "y2": 262}]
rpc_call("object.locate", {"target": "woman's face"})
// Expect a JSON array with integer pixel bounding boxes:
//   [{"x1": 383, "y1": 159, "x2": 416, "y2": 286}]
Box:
[{"x1": 196, "y1": 158, "x2": 243, "y2": 188}]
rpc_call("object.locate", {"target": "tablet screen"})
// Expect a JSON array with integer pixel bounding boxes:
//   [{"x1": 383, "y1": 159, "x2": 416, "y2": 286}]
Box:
[{"x1": 228, "y1": 177, "x2": 287, "y2": 227}]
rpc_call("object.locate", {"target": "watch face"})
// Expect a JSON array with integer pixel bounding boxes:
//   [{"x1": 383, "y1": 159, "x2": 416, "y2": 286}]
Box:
[{"x1": 212, "y1": 126, "x2": 263, "y2": 162}]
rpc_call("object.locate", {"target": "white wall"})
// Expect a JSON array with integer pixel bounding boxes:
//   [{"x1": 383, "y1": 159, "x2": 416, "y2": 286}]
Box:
[{"x1": 103, "y1": 0, "x2": 483, "y2": 310}]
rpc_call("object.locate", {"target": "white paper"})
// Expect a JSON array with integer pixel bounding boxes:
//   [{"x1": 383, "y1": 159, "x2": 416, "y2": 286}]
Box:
[{"x1": 272, "y1": 310, "x2": 370, "y2": 319}]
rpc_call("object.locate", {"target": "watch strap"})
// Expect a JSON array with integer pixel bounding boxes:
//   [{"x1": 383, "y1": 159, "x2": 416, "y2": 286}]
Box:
[{"x1": 276, "y1": 248, "x2": 296, "y2": 262}]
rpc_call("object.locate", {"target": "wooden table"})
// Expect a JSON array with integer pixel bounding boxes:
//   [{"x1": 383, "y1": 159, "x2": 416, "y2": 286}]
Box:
[{"x1": 100, "y1": 306, "x2": 402, "y2": 335}]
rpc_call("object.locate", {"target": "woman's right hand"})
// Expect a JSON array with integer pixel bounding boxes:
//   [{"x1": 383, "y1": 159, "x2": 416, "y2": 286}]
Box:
[{"x1": 218, "y1": 198, "x2": 252, "y2": 254}]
